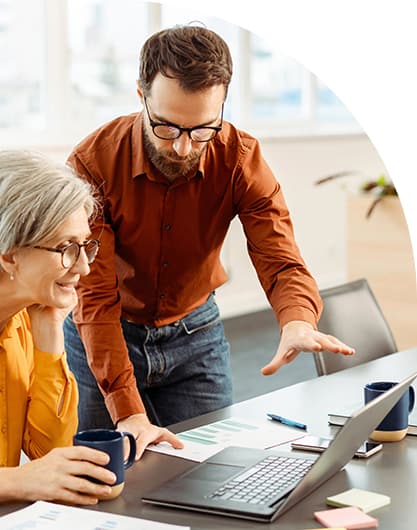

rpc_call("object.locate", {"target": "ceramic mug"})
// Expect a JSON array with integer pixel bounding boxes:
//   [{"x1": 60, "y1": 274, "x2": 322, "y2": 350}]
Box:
[
  {"x1": 73, "y1": 428, "x2": 136, "y2": 499},
  {"x1": 364, "y1": 381, "x2": 415, "y2": 442}
]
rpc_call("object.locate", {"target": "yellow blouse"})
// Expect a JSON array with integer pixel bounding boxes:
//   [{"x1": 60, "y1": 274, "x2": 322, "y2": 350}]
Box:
[{"x1": 0, "y1": 310, "x2": 78, "y2": 467}]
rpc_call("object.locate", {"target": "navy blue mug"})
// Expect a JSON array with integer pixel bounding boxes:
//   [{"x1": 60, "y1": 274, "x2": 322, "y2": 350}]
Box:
[
  {"x1": 365, "y1": 381, "x2": 415, "y2": 442},
  {"x1": 73, "y1": 429, "x2": 136, "y2": 499}
]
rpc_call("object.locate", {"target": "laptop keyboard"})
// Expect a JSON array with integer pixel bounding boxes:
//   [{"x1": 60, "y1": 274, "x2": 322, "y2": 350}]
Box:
[{"x1": 207, "y1": 455, "x2": 314, "y2": 506}]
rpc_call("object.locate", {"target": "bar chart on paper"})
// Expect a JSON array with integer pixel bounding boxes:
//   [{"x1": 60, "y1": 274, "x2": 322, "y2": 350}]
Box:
[{"x1": 147, "y1": 416, "x2": 305, "y2": 461}]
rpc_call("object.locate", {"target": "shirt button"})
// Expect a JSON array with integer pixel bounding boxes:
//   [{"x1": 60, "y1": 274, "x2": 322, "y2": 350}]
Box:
[
  {"x1": 164, "y1": 224, "x2": 171, "y2": 231},
  {"x1": 159, "y1": 294, "x2": 165, "y2": 299},
  {"x1": 162, "y1": 262, "x2": 168, "y2": 268},
  {"x1": 1, "y1": 425, "x2": 6, "y2": 434}
]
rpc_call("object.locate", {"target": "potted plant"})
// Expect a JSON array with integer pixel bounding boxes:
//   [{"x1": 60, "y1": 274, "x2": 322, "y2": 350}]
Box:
[
  {"x1": 315, "y1": 169, "x2": 417, "y2": 351},
  {"x1": 315, "y1": 171, "x2": 397, "y2": 218}
]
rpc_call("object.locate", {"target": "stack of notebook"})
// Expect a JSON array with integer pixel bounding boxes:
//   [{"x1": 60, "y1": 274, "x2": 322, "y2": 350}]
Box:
[{"x1": 328, "y1": 402, "x2": 417, "y2": 435}]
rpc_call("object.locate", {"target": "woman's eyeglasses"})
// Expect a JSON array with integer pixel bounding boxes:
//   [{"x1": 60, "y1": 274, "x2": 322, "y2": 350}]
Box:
[{"x1": 33, "y1": 239, "x2": 100, "y2": 269}]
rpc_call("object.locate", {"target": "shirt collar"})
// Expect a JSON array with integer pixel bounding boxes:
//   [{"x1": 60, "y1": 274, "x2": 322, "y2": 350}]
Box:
[
  {"x1": 196, "y1": 148, "x2": 207, "y2": 180},
  {"x1": 0, "y1": 311, "x2": 23, "y2": 341},
  {"x1": 130, "y1": 113, "x2": 147, "y2": 179}
]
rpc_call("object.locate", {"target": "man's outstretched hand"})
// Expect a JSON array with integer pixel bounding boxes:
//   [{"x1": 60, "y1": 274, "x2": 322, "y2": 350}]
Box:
[{"x1": 261, "y1": 320, "x2": 355, "y2": 375}]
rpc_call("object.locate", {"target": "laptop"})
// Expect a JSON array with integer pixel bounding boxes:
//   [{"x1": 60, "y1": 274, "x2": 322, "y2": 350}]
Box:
[{"x1": 142, "y1": 371, "x2": 417, "y2": 522}]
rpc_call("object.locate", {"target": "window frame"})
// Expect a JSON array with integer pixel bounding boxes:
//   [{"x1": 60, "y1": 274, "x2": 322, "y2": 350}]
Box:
[{"x1": 0, "y1": 0, "x2": 363, "y2": 148}]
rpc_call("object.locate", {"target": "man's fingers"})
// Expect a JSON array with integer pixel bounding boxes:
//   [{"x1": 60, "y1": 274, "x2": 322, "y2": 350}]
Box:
[
  {"x1": 165, "y1": 432, "x2": 184, "y2": 450},
  {"x1": 314, "y1": 334, "x2": 355, "y2": 355},
  {"x1": 261, "y1": 348, "x2": 297, "y2": 375},
  {"x1": 135, "y1": 438, "x2": 148, "y2": 461},
  {"x1": 134, "y1": 428, "x2": 184, "y2": 460}
]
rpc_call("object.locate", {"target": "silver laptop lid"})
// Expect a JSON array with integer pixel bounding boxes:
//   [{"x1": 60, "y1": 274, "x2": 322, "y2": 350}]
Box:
[{"x1": 273, "y1": 370, "x2": 417, "y2": 521}]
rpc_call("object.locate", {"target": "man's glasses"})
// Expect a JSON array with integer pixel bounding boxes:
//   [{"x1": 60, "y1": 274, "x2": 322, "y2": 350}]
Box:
[
  {"x1": 143, "y1": 98, "x2": 223, "y2": 142},
  {"x1": 33, "y1": 239, "x2": 100, "y2": 269}
]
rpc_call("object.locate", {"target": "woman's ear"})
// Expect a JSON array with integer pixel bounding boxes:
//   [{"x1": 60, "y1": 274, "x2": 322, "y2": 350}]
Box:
[{"x1": 0, "y1": 253, "x2": 16, "y2": 276}]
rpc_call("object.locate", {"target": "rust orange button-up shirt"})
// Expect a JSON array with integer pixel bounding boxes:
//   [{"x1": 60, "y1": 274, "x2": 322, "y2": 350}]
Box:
[{"x1": 69, "y1": 113, "x2": 322, "y2": 423}]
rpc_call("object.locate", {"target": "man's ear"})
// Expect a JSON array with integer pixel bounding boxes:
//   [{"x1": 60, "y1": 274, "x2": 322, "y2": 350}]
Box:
[{"x1": 136, "y1": 81, "x2": 144, "y2": 102}]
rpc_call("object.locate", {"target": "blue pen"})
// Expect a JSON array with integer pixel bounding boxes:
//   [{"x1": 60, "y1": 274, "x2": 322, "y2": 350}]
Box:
[{"x1": 267, "y1": 413, "x2": 307, "y2": 430}]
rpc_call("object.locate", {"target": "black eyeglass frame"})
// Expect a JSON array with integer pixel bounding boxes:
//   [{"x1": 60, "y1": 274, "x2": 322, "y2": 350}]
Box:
[
  {"x1": 143, "y1": 98, "x2": 224, "y2": 142},
  {"x1": 33, "y1": 239, "x2": 100, "y2": 269}
]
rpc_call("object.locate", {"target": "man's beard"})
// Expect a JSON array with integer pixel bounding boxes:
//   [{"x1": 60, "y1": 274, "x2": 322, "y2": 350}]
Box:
[{"x1": 143, "y1": 125, "x2": 205, "y2": 181}]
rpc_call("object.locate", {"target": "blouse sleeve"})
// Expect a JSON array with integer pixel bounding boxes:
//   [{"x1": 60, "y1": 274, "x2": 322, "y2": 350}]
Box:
[{"x1": 23, "y1": 349, "x2": 78, "y2": 460}]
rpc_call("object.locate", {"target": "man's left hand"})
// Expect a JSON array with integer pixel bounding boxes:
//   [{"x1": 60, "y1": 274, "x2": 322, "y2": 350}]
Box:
[{"x1": 261, "y1": 320, "x2": 355, "y2": 375}]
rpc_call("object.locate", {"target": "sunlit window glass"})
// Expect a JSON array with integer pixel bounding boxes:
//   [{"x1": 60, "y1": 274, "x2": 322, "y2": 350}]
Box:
[
  {"x1": 250, "y1": 34, "x2": 304, "y2": 122},
  {"x1": 0, "y1": 0, "x2": 362, "y2": 145},
  {"x1": 161, "y1": 5, "x2": 238, "y2": 51},
  {"x1": 315, "y1": 78, "x2": 358, "y2": 124},
  {"x1": 0, "y1": 0, "x2": 44, "y2": 131},
  {"x1": 67, "y1": 0, "x2": 147, "y2": 130}
]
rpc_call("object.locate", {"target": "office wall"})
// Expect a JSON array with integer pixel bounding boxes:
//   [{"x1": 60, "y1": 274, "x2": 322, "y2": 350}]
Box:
[
  {"x1": 263, "y1": 133, "x2": 388, "y2": 282},
  {"x1": 216, "y1": 132, "x2": 393, "y2": 317}
]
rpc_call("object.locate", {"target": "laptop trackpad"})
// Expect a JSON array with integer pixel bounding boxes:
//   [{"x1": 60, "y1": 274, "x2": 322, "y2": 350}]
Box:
[{"x1": 187, "y1": 463, "x2": 243, "y2": 482}]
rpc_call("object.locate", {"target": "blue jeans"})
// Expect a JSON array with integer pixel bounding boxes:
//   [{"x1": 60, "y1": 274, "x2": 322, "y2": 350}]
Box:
[{"x1": 64, "y1": 294, "x2": 233, "y2": 429}]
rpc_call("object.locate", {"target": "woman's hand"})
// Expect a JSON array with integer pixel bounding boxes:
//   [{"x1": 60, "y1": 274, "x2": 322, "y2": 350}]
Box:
[
  {"x1": 9, "y1": 446, "x2": 116, "y2": 505},
  {"x1": 117, "y1": 413, "x2": 184, "y2": 460},
  {"x1": 27, "y1": 296, "x2": 77, "y2": 354}
]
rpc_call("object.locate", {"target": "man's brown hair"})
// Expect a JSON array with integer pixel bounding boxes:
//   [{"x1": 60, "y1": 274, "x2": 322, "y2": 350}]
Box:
[{"x1": 139, "y1": 25, "x2": 233, "y2": 97}]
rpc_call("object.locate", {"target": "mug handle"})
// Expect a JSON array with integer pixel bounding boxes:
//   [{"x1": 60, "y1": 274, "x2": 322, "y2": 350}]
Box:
[
  {"x1": 122, "y1": 432, "x2": 137, "y2": 469},
  {"x1": 409, "y1": 386, "x2": 415, "y2": 413}
]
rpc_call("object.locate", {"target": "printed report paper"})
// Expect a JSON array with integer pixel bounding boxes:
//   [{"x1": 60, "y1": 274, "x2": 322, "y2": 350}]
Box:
[
  {"x1": 0, "y1": 501, "x2": 189, "y2": 529},
  {"x1": 147, "y1": 416, "x2": 306, "y2": 461}
]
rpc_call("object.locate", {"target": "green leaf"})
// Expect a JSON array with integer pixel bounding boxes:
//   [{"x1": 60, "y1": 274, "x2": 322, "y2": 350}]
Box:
[{"x1": 376, "y1": 174, "x2": 387, "y2": 186}]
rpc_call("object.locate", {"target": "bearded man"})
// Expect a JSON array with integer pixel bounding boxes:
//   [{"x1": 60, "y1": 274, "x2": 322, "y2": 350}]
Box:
[{"x1": 64, "y1": 25, "x2": 354, "y2": 460}]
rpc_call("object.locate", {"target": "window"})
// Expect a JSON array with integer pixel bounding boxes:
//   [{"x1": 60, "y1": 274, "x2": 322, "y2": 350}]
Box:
[
  {"x1": 0, "y1": 0, "x2": 361, "y2": 147},
  {"x1": 250, "y1": 34, "x2": 305, "y2": 122},
  {"x1": 67, "y1": 0, "x2": 147, "y2": 130},
  {"x1": 0, "y1": 0, "x2": 45, "y2": 131},
  {"x1": 315, "y1": 77, "x2": 357, "y2": 123}
]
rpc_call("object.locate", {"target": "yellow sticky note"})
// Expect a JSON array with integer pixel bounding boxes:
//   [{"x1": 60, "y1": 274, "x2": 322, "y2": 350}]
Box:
[{"x1": 327, "y1": 487, "x2": 390, "y2": 513}]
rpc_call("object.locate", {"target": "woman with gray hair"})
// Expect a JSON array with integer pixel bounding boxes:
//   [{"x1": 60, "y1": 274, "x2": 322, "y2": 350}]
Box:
[{"x1": 0, "y1": 150, "x2": 116, "y2": 504}]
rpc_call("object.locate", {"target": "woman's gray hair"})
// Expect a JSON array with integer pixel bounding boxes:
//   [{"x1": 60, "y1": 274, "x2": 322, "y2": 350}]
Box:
[{"x1": 0, "y1": 149, "x2": 97, "y2": 254}]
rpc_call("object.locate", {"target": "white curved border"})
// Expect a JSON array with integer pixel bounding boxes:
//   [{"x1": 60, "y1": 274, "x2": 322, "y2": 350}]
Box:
[{"x1": 162, "y1": 0, "x2": 417, "y2": 272}]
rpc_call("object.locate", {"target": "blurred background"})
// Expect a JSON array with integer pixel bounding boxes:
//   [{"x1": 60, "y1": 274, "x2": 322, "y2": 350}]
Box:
[{"x1": 2, "y1": 1, "x2": 416, "y2": 389}]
